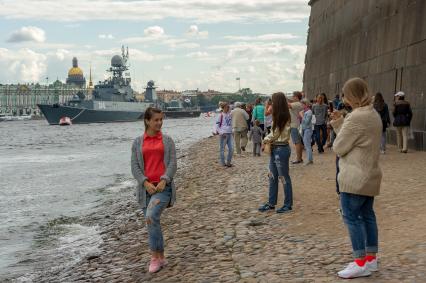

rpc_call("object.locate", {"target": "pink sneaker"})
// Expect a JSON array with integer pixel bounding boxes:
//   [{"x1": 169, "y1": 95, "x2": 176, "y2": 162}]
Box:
[
  {"x1": 159, "y1": 258, "x2": 168, "y2": 268},
  {"x1": 148, "y1": 258, "x2": 162, "y2": 273}
]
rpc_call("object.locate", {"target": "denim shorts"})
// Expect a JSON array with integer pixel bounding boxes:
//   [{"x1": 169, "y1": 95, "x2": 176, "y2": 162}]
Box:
[{"x1": 290, "y1": 127, "x2": 302, "y2": 144}]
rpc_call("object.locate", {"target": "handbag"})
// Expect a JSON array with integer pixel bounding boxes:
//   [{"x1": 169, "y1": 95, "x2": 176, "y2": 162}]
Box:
[{"x1": 263, "y1": 143, "x2": 271, "y2": 154}]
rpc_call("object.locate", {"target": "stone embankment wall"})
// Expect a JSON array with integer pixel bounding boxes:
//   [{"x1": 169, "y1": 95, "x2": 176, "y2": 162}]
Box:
[{"x1": 304, "y1": 0, "x2": 426, "y2": 150}]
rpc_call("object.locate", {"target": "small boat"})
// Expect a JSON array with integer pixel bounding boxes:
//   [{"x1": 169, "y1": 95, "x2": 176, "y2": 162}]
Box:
[
  {"x1": 59, "y1": 116, "x2": 72, "y2": 126},
  {"x1": 162, "y1": 100, "x2": 201, "y2": 119},
  {"x1": 204, "y1": 111, "x2": 215, "y2": 118}
]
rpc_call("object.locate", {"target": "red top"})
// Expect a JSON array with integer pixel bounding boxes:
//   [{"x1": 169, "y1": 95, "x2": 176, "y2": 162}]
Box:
[{"x1": 142, "y1": 132, "x2": 166, "y2": 183}]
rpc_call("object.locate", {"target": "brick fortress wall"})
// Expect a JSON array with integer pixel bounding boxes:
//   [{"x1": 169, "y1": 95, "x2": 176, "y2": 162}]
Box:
[{"x1": 304, "y1": 0, "x2": 426, "y2": 150}]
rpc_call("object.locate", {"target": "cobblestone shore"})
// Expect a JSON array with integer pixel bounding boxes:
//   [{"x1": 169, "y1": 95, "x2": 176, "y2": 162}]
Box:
[{"x1": 37, "y1": 136, "x2": 426, "y2": 282}]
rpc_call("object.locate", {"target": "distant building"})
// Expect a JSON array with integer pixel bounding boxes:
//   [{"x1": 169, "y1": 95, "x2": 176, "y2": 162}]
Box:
[
  {"x1": 181, "y1": 89, "x2": 198, "y2": 97},
  {"x1": 156, "y1": 89, "x2": 181, "y2": 103},
  {"x1": 1, "y1": 56, "x2": 89, "y2": 117},
  {"x1": 66, "y1": 57, "x2": 86, "y2": 88},
  {"x1": 0, "y1": 81, "x2": 81, "y2": 116},
  {"x1": 304, "y1": 0, "x2": 426, "y2": 150},
  {"x1": 134, "y1": 91, "x2": 145, "y2": 102},
  {"x1": 199, "y1": 89, "x2": 222, "y2": 99}
]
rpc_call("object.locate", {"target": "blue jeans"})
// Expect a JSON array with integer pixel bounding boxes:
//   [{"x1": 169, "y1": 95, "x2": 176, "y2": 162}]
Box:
[
  {"x1": 268, "y1": 145, "x2": 293, "y2": 208},
  {"x1": 302, "y1": 128, "x2": 313, "y2": 162},
  {"x1": 290, "y1": 127, "x2": 301, "y2": 144},
  {"x1": 253, "y1": 142, "x2": 261, "y2": 156},
  {"x1": 219, "y1": 133, "x2": 233, "y2": 165},
  {"x1": 259, "y1": 124, "x2": 265, "y2": 139},
  {"x1": 314, "y1": 124, "x2": 327, "y2": 151},
  {"x1": 340, "y1": 192, "x2": 378, "y2": 258},
  {"x1": 143, "y1": 186, "x2": 172, "y2": 252}
]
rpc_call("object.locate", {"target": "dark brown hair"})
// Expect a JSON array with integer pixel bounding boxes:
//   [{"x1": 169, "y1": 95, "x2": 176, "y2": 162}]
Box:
[
  {"x1": 320, "y1": 92, "x2": 329, "y2": 105},
  {"x1": 374, "y1": 92, "x2": 385, "y2": 111},
  {"x1": 293, "y1": 91, "x2": 302, "y2": 101},
  {"x1": 271, "y1": 92, "x2": 291, "y2": 133},
  {"x1": 144, "y1": 107, "x2": 163, "y2": 129}
]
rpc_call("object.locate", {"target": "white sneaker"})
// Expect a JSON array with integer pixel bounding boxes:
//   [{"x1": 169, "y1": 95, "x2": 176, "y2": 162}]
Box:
[
  {"x1": 337, "y1": 262, "x2": 371, "y2": 279},
  {"x1": 366, "y1": 258, "x2": 378, "y2": 272}
]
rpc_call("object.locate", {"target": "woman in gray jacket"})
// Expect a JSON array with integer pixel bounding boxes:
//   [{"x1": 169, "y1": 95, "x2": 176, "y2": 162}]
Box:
[{"x1": 131, "y1": 107, "x2": 177, "y2": 273}]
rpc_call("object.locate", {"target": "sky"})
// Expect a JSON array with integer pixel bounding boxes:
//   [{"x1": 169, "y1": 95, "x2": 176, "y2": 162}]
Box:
[{"x1": 0, "y1": 0, "x2": 311, "y2": 93}]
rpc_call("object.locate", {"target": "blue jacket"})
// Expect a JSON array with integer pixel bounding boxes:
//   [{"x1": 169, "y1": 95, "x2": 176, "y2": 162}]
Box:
[{"x1": 301, "y1": 109, "x2": 313, "y2": 130}]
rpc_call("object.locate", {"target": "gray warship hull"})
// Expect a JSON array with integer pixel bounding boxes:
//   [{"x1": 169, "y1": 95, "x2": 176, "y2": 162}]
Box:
[
  {"x1": 163, "y1": 110, "x2": 201, "y2": 118},
  {"x1": 37, "y1": 104, "x2": 144, "y2": 125},
  {"x1": 37, "y1": 47, "x2": 201, "y2": 125}
]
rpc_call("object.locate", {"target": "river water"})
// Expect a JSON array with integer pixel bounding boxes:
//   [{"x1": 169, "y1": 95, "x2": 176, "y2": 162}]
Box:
[{"x1": 0, "y1": 117, "x2": 215, "y2": 281}]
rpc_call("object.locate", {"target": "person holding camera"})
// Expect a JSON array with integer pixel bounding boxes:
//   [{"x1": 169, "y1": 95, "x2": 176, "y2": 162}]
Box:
[{"x1": 330, "y1": 78, "x2": 382, "y2": 279}]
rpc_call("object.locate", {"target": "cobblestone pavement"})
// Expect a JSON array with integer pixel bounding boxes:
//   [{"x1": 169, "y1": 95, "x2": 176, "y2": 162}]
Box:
[{"x1": 37, "y1": 137, "x2": 426, "y2": 282}]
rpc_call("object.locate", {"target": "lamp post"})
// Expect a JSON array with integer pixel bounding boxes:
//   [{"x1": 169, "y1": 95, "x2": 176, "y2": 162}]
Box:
[{"x1": 236, "y1": 77, "x2": 241, "y2": 92}]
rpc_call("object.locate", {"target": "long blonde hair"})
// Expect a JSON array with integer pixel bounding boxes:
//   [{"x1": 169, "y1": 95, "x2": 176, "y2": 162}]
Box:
[{"x1": 342, "y1": 78, "x2": 372, "y2": 108}]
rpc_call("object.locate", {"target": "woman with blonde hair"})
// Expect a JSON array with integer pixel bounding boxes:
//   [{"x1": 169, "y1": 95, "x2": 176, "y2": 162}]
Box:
[
  {"x1": 330, "y1": 78, "x2": 382, "y2": 279},
  {"x1": 258, "y1": 92, "x2": 293, "y2": 213}
]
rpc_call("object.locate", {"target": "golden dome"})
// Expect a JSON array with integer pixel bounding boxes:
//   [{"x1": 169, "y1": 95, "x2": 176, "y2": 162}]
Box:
[{"x1": 68, "y1": 67, "x2": 83, "y2": 76}]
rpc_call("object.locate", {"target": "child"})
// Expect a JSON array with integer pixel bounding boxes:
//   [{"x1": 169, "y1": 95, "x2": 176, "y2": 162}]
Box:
[{"x1": 249, "y1": 119, "x2": 264, "y2": 156}]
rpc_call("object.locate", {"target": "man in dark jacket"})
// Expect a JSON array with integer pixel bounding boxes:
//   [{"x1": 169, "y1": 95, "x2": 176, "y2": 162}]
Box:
[{"x1": 393, "y1": 91, "x2": 413, "y2": 153}]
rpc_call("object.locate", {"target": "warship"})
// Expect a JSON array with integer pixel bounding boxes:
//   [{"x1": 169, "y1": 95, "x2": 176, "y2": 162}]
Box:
[
  {"x1": 145, "y1": 80, "x2": 201, "y2": 119},
  {"x1": 37, "y1": 47, "x2": 153, "y2": 125}
]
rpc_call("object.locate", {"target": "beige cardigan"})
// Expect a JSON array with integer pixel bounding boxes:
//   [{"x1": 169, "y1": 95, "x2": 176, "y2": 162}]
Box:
[
  {"x1": 231, "y1": 107, "x2": 249, "y2": 130},
  {"x1": 331, "y1": 104, "x2": 382, "y2": 197}
]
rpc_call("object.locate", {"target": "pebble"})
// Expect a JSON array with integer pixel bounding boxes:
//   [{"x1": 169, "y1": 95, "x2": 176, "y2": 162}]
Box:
[{"x1": 28, "y1": 138, "x2": 426, "y2": 282}]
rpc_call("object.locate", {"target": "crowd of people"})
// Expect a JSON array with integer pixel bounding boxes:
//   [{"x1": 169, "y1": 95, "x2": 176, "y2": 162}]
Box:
[
  {"x1": 214, "y1": 87, "x2": 413, "y2": 167},
  {"x1": 131, "y1": 78, "x2": 414, "y2": 278}
]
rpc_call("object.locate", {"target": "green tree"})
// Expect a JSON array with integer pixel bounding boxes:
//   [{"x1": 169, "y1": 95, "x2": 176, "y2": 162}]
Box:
[{"x1": 239, "y1": 88, "x2": 253, "y2": 96}]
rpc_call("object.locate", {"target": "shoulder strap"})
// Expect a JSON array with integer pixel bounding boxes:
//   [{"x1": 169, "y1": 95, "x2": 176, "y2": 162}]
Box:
[{"x1": 219, "y1": 113, "x2": 223, "y2": 127}]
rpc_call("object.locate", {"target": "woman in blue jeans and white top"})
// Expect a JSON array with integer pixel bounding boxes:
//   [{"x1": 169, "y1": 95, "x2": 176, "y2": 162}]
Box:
[
  {"x1": 131, "y1": 107, "x2": 177, "y2": 273},
  {"x1": 214, "y1": 102, "x2": 233, "y2": 167},
  {"x1": 330, "y1": 78, "x2": 382, "y2": 279},
  {"x1": 258, "y1": 92, "x2": 293, "y2": 214}
]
